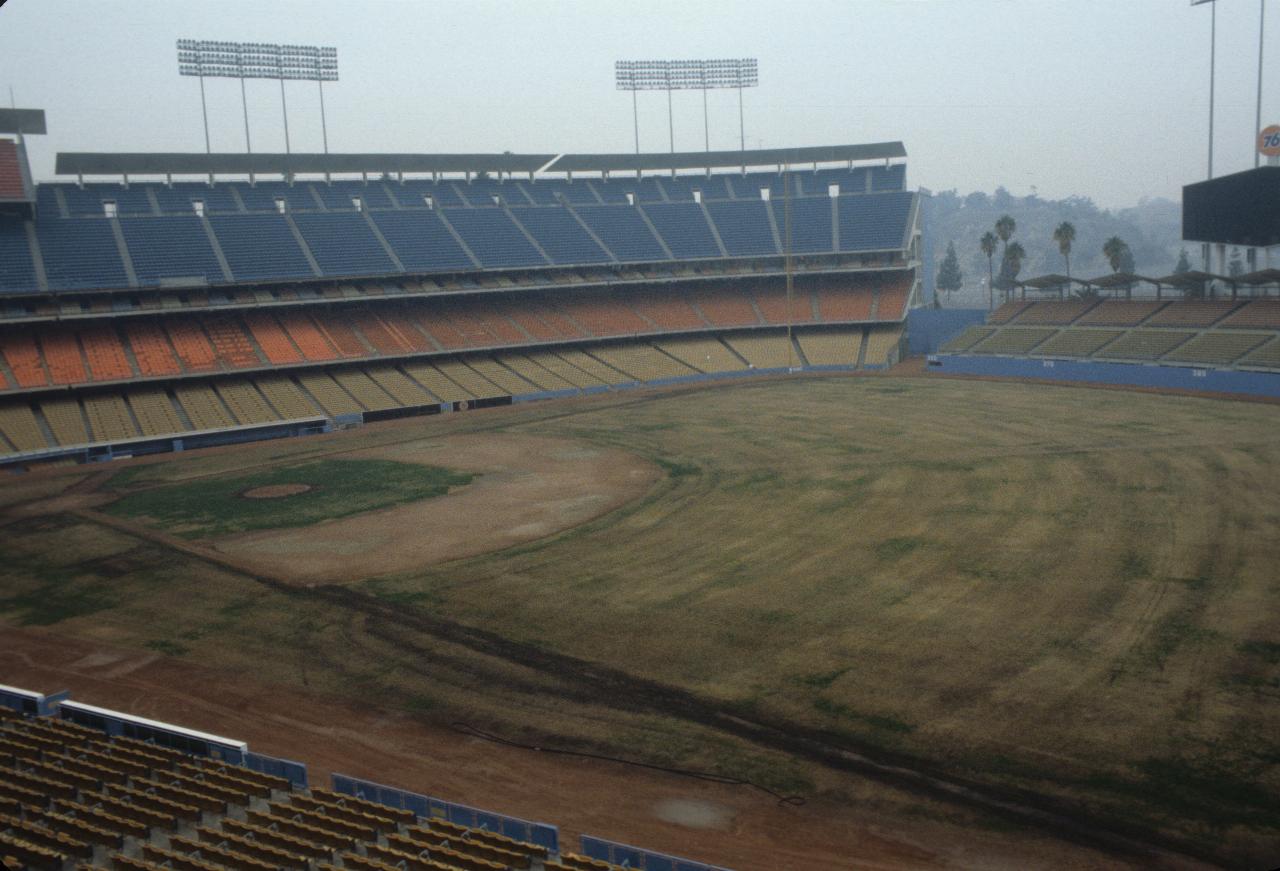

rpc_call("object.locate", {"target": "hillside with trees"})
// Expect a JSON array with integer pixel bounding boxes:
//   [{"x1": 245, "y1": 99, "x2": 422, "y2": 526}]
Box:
[{"x1": 929, "y1": 188, "x2": 1185, "y2": 306}]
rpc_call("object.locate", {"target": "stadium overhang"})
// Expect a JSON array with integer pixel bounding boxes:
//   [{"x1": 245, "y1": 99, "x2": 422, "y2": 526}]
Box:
[
  {"x1": 54, "y1": 152, "x2": 555, "y2": 178},
  {"x1": 1014, "y1": 273, "x2": 1083, "y2": 299},
  {"x1": 1234, "y1": 268, "x2": 1280, "y2": 286},
  {"x1": 0, "y1": 109, "x2": 47, "y2": 136},
  {"x1": 1148, "y1": 269, "x2": 1239, "y2": 299},
  {"x1": 547, "y1": 142, "x2": 906, "y2": 175}
]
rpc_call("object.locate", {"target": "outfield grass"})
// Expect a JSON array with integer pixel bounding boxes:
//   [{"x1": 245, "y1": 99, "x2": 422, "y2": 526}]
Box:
[
  {"x1": 4, "y1": 376, "x2": 1279, "y2": 862},
  {"x1": 103, "y1": 458, "x2": 474, "y2": 538}
]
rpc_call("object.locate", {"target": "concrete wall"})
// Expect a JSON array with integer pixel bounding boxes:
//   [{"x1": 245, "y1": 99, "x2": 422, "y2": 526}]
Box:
[
  {"x1": 932, "y1": 354, "x2": 1280, "y2": 398},
  {"x1": 907, "y1": 308, "x2": 987, "y2": 355}
]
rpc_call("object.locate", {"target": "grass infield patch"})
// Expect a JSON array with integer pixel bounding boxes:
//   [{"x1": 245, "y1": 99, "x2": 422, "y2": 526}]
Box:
[{"x1": 104, "y1": 458, "x2": 475, "y2": 538}]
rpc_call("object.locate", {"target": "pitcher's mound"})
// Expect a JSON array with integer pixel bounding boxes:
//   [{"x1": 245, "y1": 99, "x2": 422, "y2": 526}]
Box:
[{"x1": 242, "y1": 483, "x2": 314, "y2": 500}]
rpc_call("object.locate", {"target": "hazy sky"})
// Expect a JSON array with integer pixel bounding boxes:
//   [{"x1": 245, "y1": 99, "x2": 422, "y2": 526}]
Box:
[{"x1": 0, "y1": 0, "x2": 1274, "y2": 208}]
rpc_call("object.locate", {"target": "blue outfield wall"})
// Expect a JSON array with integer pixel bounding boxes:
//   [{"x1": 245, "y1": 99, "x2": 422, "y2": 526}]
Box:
[
  {"x1": 246, "y1": 751, "x2": 308, "y2": 789},
  {"x1": 580, "y1": 835, "x2": 734, "y2": 871},
  {"x1": 933, "y1": 354, "x2": 1280, "y2": 398},
  {"x1": 907, "y1": 308, "x2": 987, "y2": 355},
  {"x1": 331, "y1": 774, "x2": 559, "y2": 852}
]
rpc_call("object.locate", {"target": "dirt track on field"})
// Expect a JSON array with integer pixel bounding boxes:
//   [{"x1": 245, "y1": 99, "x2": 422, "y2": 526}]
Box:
[{"x1": 210, "y1": 434, "x2": 661, "y2": 585}]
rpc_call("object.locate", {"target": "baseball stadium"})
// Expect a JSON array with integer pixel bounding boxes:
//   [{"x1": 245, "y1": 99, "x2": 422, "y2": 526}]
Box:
[{"x1": 1, "y1": 8, "x2": 1279, "y2": 871}]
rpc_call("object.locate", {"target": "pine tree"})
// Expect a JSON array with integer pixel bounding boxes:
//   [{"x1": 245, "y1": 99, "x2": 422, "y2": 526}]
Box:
[
  {"x1": 1174, "y1": 248, "x2": 1192, "y2": 275},
  {"x1": 937, "y1": 241, "x2": 963, "y2": 295}
]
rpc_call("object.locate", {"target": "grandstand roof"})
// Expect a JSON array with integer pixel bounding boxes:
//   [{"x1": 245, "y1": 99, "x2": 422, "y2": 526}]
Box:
[
  {"x1": 1085, "y1": 271, "x2": 1160, "y2": 288},
  {"x1": 55, "y1": 142, "x2": 907, "y2": 179},
  {"x1": 1233, "y1": 268, "x2": 1280, "y2": 285},
  {"x1": 1150, "y1": 270, "x2": 1230, "y2": 287},
  {"x1": 549, "y1": 142, "x2": 906, "y2": 173},
  {"x1": 0, "y1": 108, "x2": 46, "y2": 136},
  {"x1": 1016, "y1": 273, "x2": 1078, "y2": 289},
  {"x1": 56, "y1": 152, "x2": 557, "y2": 177}
]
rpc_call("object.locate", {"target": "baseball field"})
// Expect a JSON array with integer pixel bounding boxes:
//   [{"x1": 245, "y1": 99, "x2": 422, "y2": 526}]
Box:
[{"x1": 1, "y1": 373, "x2": 1277, "y2": 869}]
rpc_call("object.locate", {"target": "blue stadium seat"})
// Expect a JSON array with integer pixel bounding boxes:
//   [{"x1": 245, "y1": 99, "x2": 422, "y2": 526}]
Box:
[
  {"x1": 0, "y1": 218, "x2": 37, "y2": 293},
  {"x1": 208, "y1": 214, "x2": 316, "y2": 281},
  {"x1": 870, "y1": 164, "x2": 906, "y2": 192},
  {"x1": 59, "y1": 183, "x2": 154, "y2": 217},
  {"x1": 661, "y1": 175, "x2": 731, "y2": 202},
  {"x1": 838, "y1": 192, "x2": 914, "y2": 251},
  {"x1": 641, "y1": 203, "x2": 720, "y2": 259},
  {"x1": 588, "y1": 180, "x2": 630, "y2": 204},
  {"x1": 573, "y1": 206, "x2": 667, "y2": 261},
  {"x1": 457, "y1": 179, "x2": 532, "y2": 207},
  {"x1": 772, "y1": 196, "x2": 833, "y2": 253},
  {"x1": 391, "y1": 179, "x2": 465, "y2": 208},
  {"x1": 37, "y1": 218, "x2": 130, "y2": 289},
  {"x1": 153, "y1": 183, "x2": 241, "y2": 215},
  {"x1": 234, "y1": 182, "x2": 317, "y2": 213},
  {"x1": 119, "y1": 216, "x2": 225, "y2": 285},
  {"x1": 515, "y1": 182, "x2": 559, "y2": 205},
  {"x1": 36, "y1": 185, "x2": 63, "y2": 219},
  {"x1": 292, "y1": 212, "x2": 398, "y2": 276},
  {"x1": 440, "y1": 208, "x2": 548, "y2": 268},
  {"x1": 369, "y1": 210, "x2": 476, "y2": 271},
  {"x1": 313, "y1": 181, "x2": 395, "y2": 211},
  {"x1": 705, "y1": 200, "x2": 777, "y2": 256},
  {"x1": 509, "y1": 206, "x2": 610, "y2": 264},
  {"x1": 543, "y1": 181, "x2": 600, "y2": 205}
]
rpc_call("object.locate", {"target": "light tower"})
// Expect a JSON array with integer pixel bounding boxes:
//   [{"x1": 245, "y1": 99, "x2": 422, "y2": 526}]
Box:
[
  {"x1": 177, "y1": 39, "x2": 339, "y2": 180},
  {"x1": 614, "y1": 58, "x2": 758, "y2": 166}
]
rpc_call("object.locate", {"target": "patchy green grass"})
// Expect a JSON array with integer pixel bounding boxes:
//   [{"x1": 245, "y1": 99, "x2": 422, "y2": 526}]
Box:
[{"x1": 103, "y1": 458, "x2": 474, "y2": 538}]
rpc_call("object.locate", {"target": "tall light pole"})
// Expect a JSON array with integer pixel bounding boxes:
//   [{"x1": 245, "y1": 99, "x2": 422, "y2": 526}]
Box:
[
  {"x1": 178, "y1": 40, "x2": 339, "y2": 179},
  {"x1": 615, "y1": 58, "x2": 758, "y2": 166},
  {"x1": 1192, "y1": 1, "x2": 1218, "y2": 179},
  {"x1": 1258, "y1": 0, "x2": 1267, "y2": 168}
]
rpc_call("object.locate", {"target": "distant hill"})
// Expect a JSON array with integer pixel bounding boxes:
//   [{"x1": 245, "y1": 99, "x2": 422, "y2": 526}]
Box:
[{"x1": 927, "y1": 188, "x2": 1185, "y2": 307}]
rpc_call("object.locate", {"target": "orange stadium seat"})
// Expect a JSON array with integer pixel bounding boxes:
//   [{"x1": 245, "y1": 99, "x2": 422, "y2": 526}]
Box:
[
  {"x1": 2, "y1": 331, "x2": 49, "y2": 387},
  {"x1": 559, "y1": 292, "x2": 651, "y2": 335},
  {"x1": 436, "y1": 298, "x2": 504, "y2": 346},
  {"x1": 408, "y1": 302, "x2": 474, "y2": 349},
  {"x1": 165, "y1": 318, "x2": 220, "y2": 371},
  {"x1": 277, "y1": 310, "x2": 339, "y2": 361},
  {"x1": 204, "y1": 315, "x2": 261, "y2": 368},
  {"x1": 309, "y1": 311, "x2": 369, "y2": 357},
  {"x1": 78, "y1": 324, "x2": 133, "y2": 381},
  {"x1": 40, "y1": 327, "x2": 88, "y2": 384},
  {"x1": 527, "y1": 300, "x2": 589, "y2": 337},
  {"x1": 875, "y1": 278, "x2": 911, "y2": 320},
  {"x1": 816, "y1": 281, "x2": 875, "y2": 321},
  {"x1": 504, "y1": 305, "x2": 563, "y2": 341},
  {"x1": 696, "y1": 286, "x2": 760, "y2": 327},
  {"x1": 351, "y1": 309, "x2": 413, "y2": 354},
  {"x1": 628, "y1": 289, "x2": 707, "y2": 330},
  {"x1": 373, "y1": 308, "x2": 435, "y2": 352},
  {"x1": 124, "y1": 321, "x2": 183, "y2": 376},
  {"x1": 754, "y1": 286, "x2": 816, "y2": 324},
  {"x1": 469, "y1": 300, "x2": 530, "y2": 344},
  {"x1": 244, "y1": 312, "x2": 304, "y2": 365}
]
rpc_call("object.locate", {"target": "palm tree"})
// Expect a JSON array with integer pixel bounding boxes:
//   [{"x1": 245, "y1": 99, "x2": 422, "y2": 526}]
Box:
[
  {"x1": 994, "y1": 215, "x2": 1016, "y2": 255},
  {"x1": 1003, "y1": 241, "x2": 1027, "y2": 301},
  {"x1": 1053, "y1": 221, "x2": 1076, "y2": 280},
  {"x1": 980, "y1": 231, "x2": 998, "y2": 310},
  {"x1": 1103, "y1": 236, "x2": 1129, "y2": 273}
]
